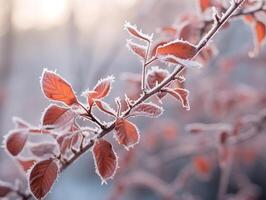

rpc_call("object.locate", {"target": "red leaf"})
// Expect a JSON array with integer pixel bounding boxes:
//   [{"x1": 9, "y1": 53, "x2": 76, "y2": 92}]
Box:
[
  {"x1": 156, "y1": 40, "x2": 197, "y2": 60},
  {"x1": 114, "y1": 118, "x2": 139, "y2": 149},
  {"x1": 95, "y1": 100, "x2": 116, "y2": 116},
  {"x1": 83, "y1": 76, "x2": 114, "y2": 107},
  {"x1": 0, "y1": 181, "x2": 13, "y2": 197},
  {"x1": 41, "y1": 69, "x2": 78, "y2": 106},
  {"x1": 42, "y1": 104, "x2": 75, "y2": 127},
  {"x1": 164, "y1": 87, "x2": 190, "y2": 110},
  {"x1": 17, "y1": 158, "x2": 36, "y2": 172},
  {"x1": 124, "y1": 22, "x2": 152, "y2": 42},
  {"x1": 5, "y1": 130, "x2": 28, "y2": 156},
  {"x1": 130, "y1": 102, "x2": 163, "y2": 118},
  {"x1": 30, "y1": 143, "x2": 57, "y2": 157},
  {"x1": 126, "y1": 40, "x2": 147, "y2": 60},
  {"x1": 29, "y1": 159, "x2": 59, "y2": 200},
  {"x1": 92, "y1": 139, "x2": 118, "y2": 183}
]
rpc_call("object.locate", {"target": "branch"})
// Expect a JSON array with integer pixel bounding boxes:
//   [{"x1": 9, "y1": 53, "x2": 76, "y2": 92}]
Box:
[
  {"x1": 23, "y1": 1, "x2": 247, "y2": 199},
  {"x1": 61, "y1": 0, "x2": 246, "y2": 174}
]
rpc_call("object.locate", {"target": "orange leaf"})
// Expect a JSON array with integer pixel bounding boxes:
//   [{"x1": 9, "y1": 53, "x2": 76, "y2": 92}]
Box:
[
  {"x1": 114, "y1": 118, "x2": 139, "y2": 149},
  {"x1": 92, "y1": 139, "x2": 118, "y2": 183},
  {"x1": 156, "y1": 40, "x2": 197, "y2": 59},
  {"x1": 29, "y1": 159, "x2": 59, "y2": 200},
  {"x1": 41, "y1": 69, "x2": 78, "y2": 106},
  {"x1": 255, "y1": 20, "x2": 266, "y2": 46},
  {"x1": 193, "y1": 156, "x2": 211, "y2": 175},
  {"x1": 5, "y1": 130, "x2": 28, "y2": 156},
  {"x1": 199, "y1": 0, "x2": 212, "y2": 12}
]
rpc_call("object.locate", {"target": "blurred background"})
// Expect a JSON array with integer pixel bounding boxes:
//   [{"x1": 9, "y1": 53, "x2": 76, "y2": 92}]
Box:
[{"x1": 0, "y1": 0, "x2": 266, "y2": 199}]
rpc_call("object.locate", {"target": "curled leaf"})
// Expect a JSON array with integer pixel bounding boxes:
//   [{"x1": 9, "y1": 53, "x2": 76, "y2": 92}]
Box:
[
  {"x1": 29, "y1": 159, "x2": 59, "y2": 200},
  {"x1": 114, "y1": 118, "x2": 140, "y2": 149},
  {"x1": 5, "y1": 130, "x2": 28, "y2": 156},
  {"x1": 92, "y1": 139, "x2": 118, "y2": 183},
  {"x1": 41, "y1": 69, "x2": 78, "y2": 106}
]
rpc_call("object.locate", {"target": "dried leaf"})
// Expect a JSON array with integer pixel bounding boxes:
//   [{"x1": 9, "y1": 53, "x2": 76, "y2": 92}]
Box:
[
  {"x1": 164, "y1": 87, "x2": 190, "y2": 110},
  {"x1": 124, "y1": 22, "x2": 152, "y2": 42},
  {"x1": 126, "y1": 40, "x2": 147, "y2": 60},
  {"x1": 156, "y1": 40, "x2": 197, "y2": 60},
  {"x1": 29, "y1": 159, "x2": 59, "y2": 200},
  {"x1": 5, "y1": 130, "x2": 28, "y2": 156},
  {"x1": 42, "y1": 104, "x2": 75, "y2": 127},
  {"x1": 41, "y1": 69, "x2": 78, "y2": 106},
  {"x1": 114, "y1": 118, "x2": 140, "y2": 149},
  {"x1": 92, "y1": 139, "x2": 118, "y2": 183},
  {"x1": 130, "y1": 102, "x2": 164, "y2": 118}
]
